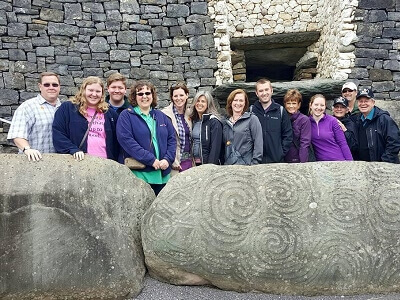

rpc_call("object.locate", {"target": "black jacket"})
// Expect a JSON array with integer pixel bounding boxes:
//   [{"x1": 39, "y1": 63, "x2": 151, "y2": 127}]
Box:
[
  {"x1": 251, "y1": 100, "x2": 293, "y2": 163},
  {"x1": 336, "y1": 114, "x2": 358, "y2": 156},
  {"x1": 354, "y1": 106, "x2": 400, "y2": 163},
  {"x1": 196, "y1": 114, "x2": 223, "y2": 164}
]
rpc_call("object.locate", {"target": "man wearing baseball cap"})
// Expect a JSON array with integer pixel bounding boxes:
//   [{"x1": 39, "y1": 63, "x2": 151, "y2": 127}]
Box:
[
  {"x1": 355, "y1": 88, "x2": 400, "y2": 163},
  {"x1": 341, "y1": 82, "x2": 360, "y2": 115},
  {"x1": 332, "y1": 96, "x2": 357, "y2": 156}
]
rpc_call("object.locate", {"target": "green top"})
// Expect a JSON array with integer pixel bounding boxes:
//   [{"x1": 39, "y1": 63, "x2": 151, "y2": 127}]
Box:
[
  {"x1": 132, "y1": 106, "x2": 170, "y2": 184},
  {"x1": 351, "y1": 101, "x2": 360, "y2": 115}
]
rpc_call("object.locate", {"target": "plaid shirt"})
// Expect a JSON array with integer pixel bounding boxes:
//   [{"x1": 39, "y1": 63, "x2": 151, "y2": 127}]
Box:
[{"x1": 7, "y1": 94, "x2": 61, "y2": 153}]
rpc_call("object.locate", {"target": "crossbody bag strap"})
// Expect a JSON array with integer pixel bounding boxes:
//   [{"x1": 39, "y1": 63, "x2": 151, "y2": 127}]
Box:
[{"x1": 79, "y1": 111, "x2": 98, "y2": 150}]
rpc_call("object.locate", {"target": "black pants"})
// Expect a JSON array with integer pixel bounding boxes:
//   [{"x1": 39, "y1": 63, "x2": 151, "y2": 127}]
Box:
[{"x1": 150, "y1": 183, "x2": 166, "y2": 196}]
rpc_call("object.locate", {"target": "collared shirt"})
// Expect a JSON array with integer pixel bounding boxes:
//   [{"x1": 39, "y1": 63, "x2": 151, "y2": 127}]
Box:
[
  {"x1": 132, "y1": 106, "x2": 170, "y2": 184},
  {"x1": 7, "y1": 94, "x2": 61, "y2": 153},
  {"x1": 361, "y1": 107, "x2": 375, "y2": 126}
]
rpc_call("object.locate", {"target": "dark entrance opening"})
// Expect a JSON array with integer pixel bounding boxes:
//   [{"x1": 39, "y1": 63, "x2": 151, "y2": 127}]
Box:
[{"x1": 230, "y1": 32, "x2": 320, "y2": 83}]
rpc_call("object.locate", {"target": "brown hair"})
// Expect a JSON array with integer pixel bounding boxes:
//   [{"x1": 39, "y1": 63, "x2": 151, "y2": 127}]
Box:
[
  {"x1": 283, "y1": 89, "x2": 302, "y2": 105},
  {"x1": 70, "y1": 76, "x2": 108, "y2": 116},
  {"x1": 39, "y1": 72, "x2": 60, "y2": 84},
  {"x1": 255, "y1": 78, "x2": 272, "y2": 90},
  {"x1": 226, "y1": 89, "x2": 249, "y2": 117},
  {"x1": 308, "y1": 94, "x2": 326, "y2": 115},
  {"x1": 169, "y1": 82, "x2": 189, "y2": 99},
  {"x1": 107, "y1": 72, "x2": 126, "y2": 87},
  {"x1": 129, "y1": 80, "x2": 158, "y2": 108}
]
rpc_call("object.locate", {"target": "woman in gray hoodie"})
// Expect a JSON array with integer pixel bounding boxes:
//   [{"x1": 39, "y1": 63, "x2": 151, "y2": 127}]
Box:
[{"x1": 222, "y1": 89, "x2": 263, "y2": 165}]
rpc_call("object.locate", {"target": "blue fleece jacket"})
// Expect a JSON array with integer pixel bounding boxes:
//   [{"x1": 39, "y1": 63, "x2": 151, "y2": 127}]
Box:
[
  {"x1": 116, "y1": 107, "x2": 176, "y2": 177},
  {"x1": 52, "y1": 101, "x2": 120, "y2": 161}
]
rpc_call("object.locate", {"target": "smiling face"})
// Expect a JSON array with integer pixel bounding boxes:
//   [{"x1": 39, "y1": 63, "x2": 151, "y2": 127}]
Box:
[
  {"x1": 310, "y1": 96, "x2": 326, "y2": 118},
  {"x1": 136, "y1": 86, "x2": 153, "y2": 111},
  {"x1": 285, "y1": 100, "x2": 301, "y2": 115},
  {"x1": 332, "y1": 104, "x2": 349, "y2": 118},
  {"x1": 342, "y1": 88, "x2": 357, "y2": 103},
  {"x1": 358, "y1": 96, "x2": 375, "y2": 117},
  {"x1": 256, "y1": 82, "x2": 273, "y2": 106},
  {"x1": 172, "y1": 88, "x2": 188, "y2": 112},
  {"x1": 195, "y1": 95, "x2": 208, "y2": 115},
  {"x1": 107, "y1": 80, "x2": 126, "y2": 104},
  {"x1": 84, "y1": 83, "x2": 103, "y2": 108},
  {"x1": 39, "y1": 75, "x2": 60, "y2": 104},
  {"x1": 231, "y1": 93, "x2": 246, "y2": 115}
]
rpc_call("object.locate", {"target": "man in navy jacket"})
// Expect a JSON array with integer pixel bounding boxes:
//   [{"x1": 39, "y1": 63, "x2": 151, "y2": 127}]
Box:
[{"x1": 251, "y1": 78, "x2": 292, "y2": 163}]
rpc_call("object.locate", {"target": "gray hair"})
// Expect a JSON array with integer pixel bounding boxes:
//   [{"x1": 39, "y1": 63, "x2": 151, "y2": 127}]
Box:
[{"x1": 190, "y1": 90, "x2": 221, "y2": 121}]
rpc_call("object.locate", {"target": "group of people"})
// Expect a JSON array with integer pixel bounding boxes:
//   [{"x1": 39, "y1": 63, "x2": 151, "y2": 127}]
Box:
[{"x1": 7, "y1": 72, "x2": 400, "y2": 195}]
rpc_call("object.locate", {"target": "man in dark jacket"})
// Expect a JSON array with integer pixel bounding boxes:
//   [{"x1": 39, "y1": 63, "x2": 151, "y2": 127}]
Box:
[
  {"x1": 355, "y1": 88, "x2": 400, "y2": 163},
  {"x1": 251, "y1": 78, "x2": 292, "y2": 163},
  {"x1": 106, "y1": 72, "x2": 130, "y2": 115}
]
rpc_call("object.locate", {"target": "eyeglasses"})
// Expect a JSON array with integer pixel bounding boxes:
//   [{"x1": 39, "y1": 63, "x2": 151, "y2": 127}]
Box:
[
  {"x1": 342, "y1": 89, "x2": 354, "y2": 93},
  {"x1": 42, "y1": 83, "x2": 59, "y2": 87},
  {"x1": 137, "y1": 92, "x2": 151, "y2": 97}
]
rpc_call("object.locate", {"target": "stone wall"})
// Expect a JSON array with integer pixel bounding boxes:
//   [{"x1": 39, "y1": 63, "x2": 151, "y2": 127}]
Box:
[
  {"x1": 209, "y1": 0, "x2": 359, "y2": 84},
  {"x1": 351, "y1": 0, "x2": 400, "y2": 100},
  {"x1": 0, "y1": 0, "x2": 217, "y2": 133}
]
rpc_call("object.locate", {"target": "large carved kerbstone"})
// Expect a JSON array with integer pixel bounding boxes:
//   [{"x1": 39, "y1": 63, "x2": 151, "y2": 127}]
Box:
[
  {"x1": 142, "y1": 162, "x2": 400, "y2": 295},
  {"x1": 0, "y1": 154, "x2": 155, "y2": 299}
]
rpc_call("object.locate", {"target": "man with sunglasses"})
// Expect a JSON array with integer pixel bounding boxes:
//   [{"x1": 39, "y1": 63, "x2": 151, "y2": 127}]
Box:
[
  {"x1": 8, "y1": 72, "x2": 61, "y2": 161},
  {"x1": 341, "y1": 82, "x2": 360, "y2": 115}
]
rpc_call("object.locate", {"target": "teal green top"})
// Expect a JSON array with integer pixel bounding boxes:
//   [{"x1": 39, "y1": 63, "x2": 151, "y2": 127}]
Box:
[{"x1": 132, "y1": 106, "x2": 170, "y2": 184}]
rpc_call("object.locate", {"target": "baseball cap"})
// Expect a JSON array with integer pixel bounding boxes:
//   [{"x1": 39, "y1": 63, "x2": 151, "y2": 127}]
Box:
[
  {"x1": 341, "y1": 82, "x2": 357, "y2": 92},
  {"x1": 333, "y1": 96, "x2": 349, "y2": 107},
  {"x1": 356, "y1": 88, "x2": 374, "y2": 99}
]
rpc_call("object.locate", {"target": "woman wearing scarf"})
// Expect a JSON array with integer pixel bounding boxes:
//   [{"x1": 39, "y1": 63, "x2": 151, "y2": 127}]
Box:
[{"x1": 162, "y1": 82, "x2": 193, "y2": 174}]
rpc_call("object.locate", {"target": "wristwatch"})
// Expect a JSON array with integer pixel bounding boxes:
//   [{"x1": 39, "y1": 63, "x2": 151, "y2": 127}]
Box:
[{"x1": 22, "y1": 146, "x2": 31, "y2": 153}]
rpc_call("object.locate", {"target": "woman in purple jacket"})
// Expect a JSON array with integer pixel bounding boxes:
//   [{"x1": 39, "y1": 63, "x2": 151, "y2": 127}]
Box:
[
  {"x1": 309, "y1": 94, "x2": 353, "y2": 161},
  {"x1": 283, "y1": 89, "x2": 312, "y2": 163},
  {"x1": 116, "y1": 80, "x2": 176, "y2": 195}
]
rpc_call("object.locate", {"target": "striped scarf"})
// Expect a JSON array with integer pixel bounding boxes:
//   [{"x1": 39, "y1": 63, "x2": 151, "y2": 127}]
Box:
[{"x1": 173, "y1": 105, "x2": 187, "y2": 160}]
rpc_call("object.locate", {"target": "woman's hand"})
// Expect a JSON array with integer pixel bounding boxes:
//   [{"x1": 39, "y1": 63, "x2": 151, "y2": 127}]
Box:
[
  {"x1": 337, "y1": 119, "x2": 347, "y2": 132},
  {"x1": 73, "y1": 151, "x2": 84, "y2": 161},
  {"x1": 159, "y1": 159, "x2": 169, "y2": 170},
  {"x1": 152, "y1": 159, "x2": 160, "y2": 170},
  {"x1": 172, "y1": 163, "x2": 181, "y2": 171}
]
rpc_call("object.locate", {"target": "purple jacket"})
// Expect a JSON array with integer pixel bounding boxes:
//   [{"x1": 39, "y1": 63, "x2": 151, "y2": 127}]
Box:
[
  {"x1": 309, "y1": 113, "x2": 353, "y2": 161},
  {"x1": 284, "y1": 112, "x2": 311, "y2": 163}
]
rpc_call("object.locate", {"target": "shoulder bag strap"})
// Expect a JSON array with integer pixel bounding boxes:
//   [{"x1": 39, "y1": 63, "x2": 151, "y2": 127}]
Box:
[{"x1": 79, "y1": 111, "x2": 98, "y2": 150}]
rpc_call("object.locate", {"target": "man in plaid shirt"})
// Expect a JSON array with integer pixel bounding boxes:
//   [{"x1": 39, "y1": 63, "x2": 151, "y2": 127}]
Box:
[{"x1": 7, "y1": 72, "x2": 61, "y2": 161}]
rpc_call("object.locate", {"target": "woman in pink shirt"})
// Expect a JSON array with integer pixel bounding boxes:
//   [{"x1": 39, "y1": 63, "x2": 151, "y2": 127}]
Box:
[{"x1": 53, "y1": 76, "x2": 120, "y2": 161}]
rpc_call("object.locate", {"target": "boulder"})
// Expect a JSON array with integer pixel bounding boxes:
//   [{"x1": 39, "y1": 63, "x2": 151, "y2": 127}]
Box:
[
  {"x1": 142, "y1": 162, "x2": 400, "y2": 296},
  {"x1": 0, "y1": 154, "x2": 155, "y2": 299}
]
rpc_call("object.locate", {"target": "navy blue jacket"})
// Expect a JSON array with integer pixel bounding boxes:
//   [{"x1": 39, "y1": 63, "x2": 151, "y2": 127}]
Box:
[
  {"x1": 251, "y1": 100, "x2": 293, "y2": 163},
  {"x1": 52, "y1": 101, "x2": 120, "y2": 161},
  {"x1": 196, "y1": 114, "x2": 223, "y2": 164},
  {"x1": 354, "y1": 106, "x2": 400, "y2": 163},
  {"x1": 335, "y1": 114, "x2": 358, "y2": 157},
  {"x1": 116, "y1": 107, "x2": 176, "y2": 177}
]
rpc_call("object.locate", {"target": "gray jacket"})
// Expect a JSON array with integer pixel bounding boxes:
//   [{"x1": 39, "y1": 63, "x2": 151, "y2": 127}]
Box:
[{"x1": 222, "y1": 112, "x2": 263, "y2": 165}]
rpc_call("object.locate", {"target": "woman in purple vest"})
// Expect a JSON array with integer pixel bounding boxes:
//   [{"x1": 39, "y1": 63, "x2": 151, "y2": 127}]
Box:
[
  {"x1": 283, "y1": 89, "x2": 312, "y2": 163},
  {"x1": 309, "y1": 94, "x2": 353, "y2": 161}
]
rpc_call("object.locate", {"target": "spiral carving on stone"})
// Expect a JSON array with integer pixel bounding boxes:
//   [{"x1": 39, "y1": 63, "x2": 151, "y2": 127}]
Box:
[{"x1": 143, "y1": 162, "x2": 400, "y2": 295}]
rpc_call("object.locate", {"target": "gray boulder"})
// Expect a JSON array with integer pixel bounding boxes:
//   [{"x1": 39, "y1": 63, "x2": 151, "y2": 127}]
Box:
[
  {"x1": 142, "y1": 162, "x2": 400, "y2": 296},
  {"x1": 0, "y1": 154, "x2": 155, "y2": 299}
]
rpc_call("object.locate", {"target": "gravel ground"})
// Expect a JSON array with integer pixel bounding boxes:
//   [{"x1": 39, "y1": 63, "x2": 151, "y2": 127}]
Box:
[{"x1": 132, "y1": 276, "x2": 399, "y2": 300}]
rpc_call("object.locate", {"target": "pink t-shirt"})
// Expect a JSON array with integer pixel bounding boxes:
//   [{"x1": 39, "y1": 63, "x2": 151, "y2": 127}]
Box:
[{"x1": 86, "y1": 107, "x2": 107, "y2": 159}]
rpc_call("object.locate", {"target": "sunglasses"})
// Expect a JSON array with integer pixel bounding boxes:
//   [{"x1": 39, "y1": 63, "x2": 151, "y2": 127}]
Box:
[
  {"x1": 342, "y1": 89, "x2": 354, "y2": 93},
  {"x1": 42, "y1": 83, "x2": 59, "y2": 87},
  {"x1": 137, "y1": 92, "x2": 152, "y2": 96}
]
